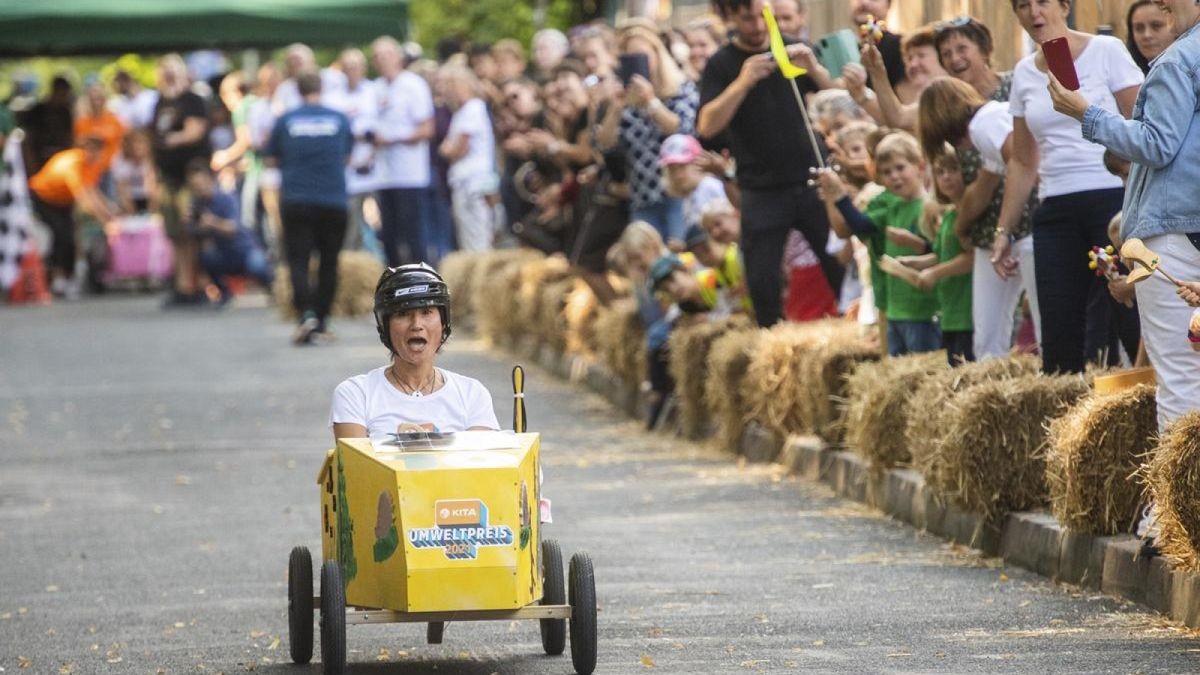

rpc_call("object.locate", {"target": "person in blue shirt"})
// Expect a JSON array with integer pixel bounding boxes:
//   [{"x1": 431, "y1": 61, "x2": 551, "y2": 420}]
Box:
[
  {"x1": 264, "y1": 72, "x2": 353, "y2": 345},
  {"x1": 185, "y1": 159, "x2": 273, "y2": 306}
]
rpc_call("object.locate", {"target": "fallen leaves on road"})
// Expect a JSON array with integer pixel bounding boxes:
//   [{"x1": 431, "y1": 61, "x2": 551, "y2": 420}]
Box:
[
  {"x1": 640, "y1": 654, "x2": 656, "y2": 667},
  {"x1": 45, "y1": 585, "x2": 59, "y2": 593},
  {"x1": 57, "y1": 663, "x2": 74, "y2": 674},
  {"x1": 741, "y1": 659, "x2": 769, "y2": 668},
  {"x1": 176, "y1": 474, "x2": 192, "y2": 485},
  {"x1": 249, "y1": 630, "x2": 267, "y2": 639},
  {"x1": 376, "y1": 648, "x2": 390, "y2": 662},
  {"x1": 267, "y1": 638, "x2": 280, "y2": 651},
  {"x1": 17, "y1": 656, "x2": 31, "y2": 669}
]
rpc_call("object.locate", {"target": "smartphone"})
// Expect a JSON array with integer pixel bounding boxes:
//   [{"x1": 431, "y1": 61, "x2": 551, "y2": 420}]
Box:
[
  {"x1": 1041, "y1": 37, "x2": 1080, "y2": 91},
  {"x1": 618, "y1": 53, "x2": 651, "y2": 87}
]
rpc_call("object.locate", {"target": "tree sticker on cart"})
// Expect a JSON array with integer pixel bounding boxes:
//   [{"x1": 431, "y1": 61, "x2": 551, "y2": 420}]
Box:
[
  {"x1": 336, "y1": 452, "x2": 358, "y2": 582},
  {"x1": 373, "y1": 490, "x2": 399, "y2": 563},
  {"x1": 409, "y1": 499, "x2": 514, "y2": 560}
]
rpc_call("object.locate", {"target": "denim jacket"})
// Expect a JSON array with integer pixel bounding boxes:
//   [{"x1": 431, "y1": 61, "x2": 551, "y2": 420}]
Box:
[{"x1": 1082, "y1": 21, "x2": 1200, "y2": 240}]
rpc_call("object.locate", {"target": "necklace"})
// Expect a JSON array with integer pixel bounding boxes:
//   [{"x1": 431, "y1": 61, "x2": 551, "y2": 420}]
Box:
[{"x1": 389, "y1": 366, "x2": 439, "y2": 397}]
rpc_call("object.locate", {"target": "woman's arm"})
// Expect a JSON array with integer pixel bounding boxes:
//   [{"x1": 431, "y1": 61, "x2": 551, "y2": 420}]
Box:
[
  {"x1": 992, "y1": 117, "x2": 1039, "y2": 278},
  {"x1": 955, "y1": 169, "x2": 1002, "y2": 240},
  {"x1": 1067, "y1": 65, "x2": 1194, "y2": 169},
  {"x1": 862, "y1": 43, "x2": 916, "y2": 131},
  {"x1": 439, "y1": 133, "x2": 470, "y2": 163},
  {"x1": 332, "y1": 423, "x2": 368, "y2": 441}
]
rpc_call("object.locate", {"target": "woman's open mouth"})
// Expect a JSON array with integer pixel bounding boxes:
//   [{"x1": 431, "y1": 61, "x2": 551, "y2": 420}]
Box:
[{"x1": 406, "y1": 336, "x2": 429, "y2": 351}]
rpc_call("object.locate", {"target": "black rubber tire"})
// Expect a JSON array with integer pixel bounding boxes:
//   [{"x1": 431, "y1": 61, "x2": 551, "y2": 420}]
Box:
[
  {"x1": 288, "y1": 547, "x2": 314, "y2": 664},
  {"x1": 426, "y1": 621, "x2": 445, "y2": 644},
  {"x1": 539, "y1": 539, "x2": 566, "y2": 655},
  {"x1": 319, "y1": 560, "x2": 346, "y2": 675},
  {"x1": 568, "y1": 552, "x2": 597, "y2": 675}
]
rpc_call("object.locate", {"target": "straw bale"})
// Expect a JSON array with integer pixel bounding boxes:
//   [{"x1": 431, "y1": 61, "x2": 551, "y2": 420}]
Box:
[
  {"x1": 469, "y1": 250, "x2": 542, "y2": 344},
  {"x1": 536, "y1": 278, "x2": 576, "y2": 352},
  {"x1": 937, "y1": 373, "x2": 1091, "y2": 519},
  {"x1": 667, "y1": 316, "x2": 753, "y2": 439},
  {"x1": 799, "y1": 338, "x2": 880, "y2": 441},
  {"x1": 1045, "y1": 384, "x2": 1158, "y2": 535},
  {"x1": 739, "y1": 321, "x2": 861, "y2": 441},
  {"x1": 594, "y1": 299, "x2": 647, "y2": 389},
  {"x1": 439, "y1": 251, "x2": 484, "y2": 325},
  {"x1": 908, "y1": 356, "x2": 1041, "y2": 490},
  {"x1": 272, "y1": 250, "x2": 384, "y2": 320},
  {"x1": 707, "y1": 327, "x2": 764, "y2": 452},
  {"x1": 1143, "y1": 412, "x2": 1200, "y2": 572},
  {"x1": 841, "y1": 352, "x2": 948, "y2": 471},
  {"x1": 516, "y1": 255, "x2": 572, "y2": 333},
  {"x1": 563, "y1": 281, "x2": 600, "y2": 358}
]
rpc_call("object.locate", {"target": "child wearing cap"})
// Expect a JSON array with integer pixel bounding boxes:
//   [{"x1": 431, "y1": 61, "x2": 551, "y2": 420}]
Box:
[
  {"x1": 683, "y1": 224, "x2": 754, "y2": 318},
  {"x1": 660, "y1": 133, "x2": 730, "y2": 239}
]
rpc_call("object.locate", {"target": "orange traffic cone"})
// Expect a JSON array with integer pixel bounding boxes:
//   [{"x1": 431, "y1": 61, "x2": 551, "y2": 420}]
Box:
[{"x1": 8, "y1": 244, "x2": 51, "y2": 305}]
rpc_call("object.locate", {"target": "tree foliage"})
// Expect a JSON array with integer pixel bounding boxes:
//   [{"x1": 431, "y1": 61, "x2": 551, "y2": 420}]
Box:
[{"x1": 409, "y1": 0, "x2": 605, "y2": 52}]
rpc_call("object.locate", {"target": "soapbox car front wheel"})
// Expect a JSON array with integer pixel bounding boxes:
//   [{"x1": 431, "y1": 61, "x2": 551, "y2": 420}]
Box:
[
  {"x1": 568, "y1": 552, "x2": 597, "y2": 675},
  {"x1": 287, "y1": 546, "x2": 314, "y2": 664},
  {"x1": 540, "y1": 538, "x2": 566, "y2": 655},
  {"x1": 319, "y1": 560, "x2": 346, "y2": 675}
]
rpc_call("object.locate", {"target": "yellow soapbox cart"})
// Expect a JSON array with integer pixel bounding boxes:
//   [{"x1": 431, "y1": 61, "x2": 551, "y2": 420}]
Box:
[{"x1": 286, "y1": 367, "x2": 596, "y2": 674}]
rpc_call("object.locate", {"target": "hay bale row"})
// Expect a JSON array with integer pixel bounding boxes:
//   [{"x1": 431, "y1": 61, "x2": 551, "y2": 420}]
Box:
[
  {"x1": 908, "y1": 356, "x2": 1041, "y2": 490},
  {"x1": 667, "y1": 316, "x2": 753, "y2": 439},
  {"x1": 1045, "y1": 384, "x2": 1158, "y2": 535},
  {"x1": 741, "y1": 320, "x2": 867, "y2": 441},
  {"x1": 536, "y1": 278, "x2": 576, "y2": 353},
  {"x1": 516, "y1": 255, "x2": 572, "y2": 335},
  {"x1": 841, "y1": 352, "x2": 948, "y2": 472},
  {"x1": 936, "y1": 373, "x2": 1091, "y2": 519},
  {"x1": 594, "y1": 298, "x2": 646, "y2": 389},
  {"x1": 469, "y1": 249, "x2": 543, "y2": 345},
  {"x1": 707, "y1": 326, "x2": 764, "y2": 452},
  {"x1": 273, "y1": 250, "x2": 384, "y2": 320},
  {"x1": 1144, "y1": 412, "x2": 1200, "y2": 572}
]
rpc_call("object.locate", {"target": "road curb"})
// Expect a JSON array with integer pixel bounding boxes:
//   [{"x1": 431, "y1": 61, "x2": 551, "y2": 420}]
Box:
[{"x1": 514, "y1": 348, "x2": 1200, "y2": 628}]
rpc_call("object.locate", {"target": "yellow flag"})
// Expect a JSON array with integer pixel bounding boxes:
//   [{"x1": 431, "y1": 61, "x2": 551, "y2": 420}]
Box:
[{"x1": 763, "y1": 2, "x2": 807, "y2": 79}]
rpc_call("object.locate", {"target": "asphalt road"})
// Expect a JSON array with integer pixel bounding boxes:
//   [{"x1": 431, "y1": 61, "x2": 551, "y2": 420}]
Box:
[{"x1": 2, "y1": 295, "x2": 1199, "y2": 674}]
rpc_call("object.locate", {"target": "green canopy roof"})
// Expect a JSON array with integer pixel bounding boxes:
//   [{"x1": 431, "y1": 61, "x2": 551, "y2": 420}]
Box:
[{"x1": 0, "y1": 0, "x2": 408, "y2": 56}]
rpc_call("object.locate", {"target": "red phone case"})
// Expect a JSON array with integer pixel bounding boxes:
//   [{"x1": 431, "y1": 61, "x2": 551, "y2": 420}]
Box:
[{"x1": 1042, "y1": 37, "x2": 1080, "y2": 91}]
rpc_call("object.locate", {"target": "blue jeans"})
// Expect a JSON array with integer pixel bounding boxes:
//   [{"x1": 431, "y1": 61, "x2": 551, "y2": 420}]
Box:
[
  {"x1": 887, "y1": 319, "x2": 942, "y2": 357},
  {"x1": 632, "y1": 198, "x2": 685, "y2": 244},
  {"x1": 199, "y1": 243, "x2": 274, "y2": 298},
  {"x1": 376, "y1": 187, "x2": 429, "y2": 266}
]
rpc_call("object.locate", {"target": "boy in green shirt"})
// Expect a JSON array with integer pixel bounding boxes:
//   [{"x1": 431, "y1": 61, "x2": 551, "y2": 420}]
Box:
[{"x1": 816, "y1": 132, "x2": 940, "y2": 356}]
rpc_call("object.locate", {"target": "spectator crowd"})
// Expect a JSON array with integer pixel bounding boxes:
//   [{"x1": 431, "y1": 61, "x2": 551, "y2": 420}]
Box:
[{"x1": 0, "y1": 0, "x2": 1198, "y2": 431}]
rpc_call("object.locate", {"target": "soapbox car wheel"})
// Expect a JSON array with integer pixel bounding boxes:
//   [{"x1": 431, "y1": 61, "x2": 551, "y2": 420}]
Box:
[
  {"x1": 427, "y1": 621, "x2": 445, "y2": 644},
  {"x1": 320, "y1": 560, "x2": 346, "y2": 675},
  {"x1": 568, "y1": 552, "x2": 597, "y2": 675},
  {"x1": 540, "y1": 538, "x2": 566, "y2": 655},
  {"x1": 287, "y1": 547, "x2": 314, "y2": 664}
]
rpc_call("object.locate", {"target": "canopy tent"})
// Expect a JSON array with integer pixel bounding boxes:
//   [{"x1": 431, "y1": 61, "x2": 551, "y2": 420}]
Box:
[{"x1": 0, "y1": 0, "x2": 408, "y2": 56}]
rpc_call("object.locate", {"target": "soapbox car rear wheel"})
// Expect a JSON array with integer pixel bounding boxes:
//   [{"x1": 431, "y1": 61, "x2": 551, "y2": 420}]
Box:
[
  {"x1": 426, "y1": 621, "x2": 445, "y2": 644},
  {"x1": 540, "y1": 538, "x2": 566, "y2": 655},
  {"x1": 568, "y1": 551, "x2": 597, "y2": 675},
  {"x1": 288, "y1": 546, "x2": 314, "y2": 664},
  {"x1": 319, "y1": 560, "x2": 346, "y2": 675}
]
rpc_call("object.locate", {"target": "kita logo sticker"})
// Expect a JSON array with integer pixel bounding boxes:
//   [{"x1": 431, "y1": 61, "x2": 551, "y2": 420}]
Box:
[{"x1": 410, "y1": 498, "x2": 513, "y2": 560}]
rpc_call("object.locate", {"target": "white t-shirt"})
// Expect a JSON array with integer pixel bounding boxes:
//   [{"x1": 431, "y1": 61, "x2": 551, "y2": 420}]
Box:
[
  {"x1": 374, "y1": 71, "x2": 434, "y2": 189},
  {"x1": 329, "y1": 367, "x2": 500, "y2": 442},
  {"x1": 273, "y1": 69, "x2": 350, "y2": 114},
  {"x1": 108, "y1": 89, "x2": 159, "y2": 129},
  {"x1": 326, "y1": 79, "x2": 381, "y2": 195},
  {"x1": 1008, "y1": 35, "x2": 1143, "y2": 198},
  {"x1": 683, "y1": 176, "x2": 726, "y2": 232},
  {"x1": 969, "y1": 100, "x2": 1013, "y2": 176},
  {"x1": 446, "y1": 98, "x2": 497, "y2": 187}
]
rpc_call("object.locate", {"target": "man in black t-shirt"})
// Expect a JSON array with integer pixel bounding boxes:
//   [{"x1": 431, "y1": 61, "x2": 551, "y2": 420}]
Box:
[
  {"x1": 848, "y1": 0, "x2": 906, "y2": 89},
  {"x1": 698, "y1": 0, "x2": 841, "y2": 327},
  {"x1": 152, "y1": 54, "x2": 211, "y2": 307}
]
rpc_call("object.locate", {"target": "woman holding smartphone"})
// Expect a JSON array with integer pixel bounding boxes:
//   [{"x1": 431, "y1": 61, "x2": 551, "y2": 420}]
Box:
[
  {"x1": 993, "y1": 0, "x2": 1143, "y2": 374},
  {"x1": 597, "y1": 23, "x2": 698, "y2": 246},
  {"x1": 1045, "y1": 0, "x2": 1200, "y2": 435}
]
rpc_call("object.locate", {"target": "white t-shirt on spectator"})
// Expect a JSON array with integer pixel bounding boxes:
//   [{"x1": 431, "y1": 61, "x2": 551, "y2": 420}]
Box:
[
  {"x1": 968, "y1": 100, "x2": 1014, "y2": 175},
  {"x1": 1008, "y1": 35, "x2": 1143, "y2": 199},
  {"x1": 374, "y1": 71, "x2": 435, "y2": 189},
  {"x1": 329, "y1": 366, "x2": 500, "y2": 442},
  {"x1": 109, "y1": 89, "x2": 159, "y2": 129},
  {"x1": 273, "y1": 69, "x2": 350, "y2": 114},
  {"x1": 683, "y1": 176, "x2": 726, "y2": 232},
  {"x1": 446, "y1": 98, "x2": 496, "y2": 188},
  {"x1": 326, "y1": 79, "x2": 381, "y2": 195}
]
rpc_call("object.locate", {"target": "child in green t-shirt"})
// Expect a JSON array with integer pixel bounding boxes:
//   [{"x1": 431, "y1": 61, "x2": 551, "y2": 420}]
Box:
[
  {"x1": 816, "y1": 132, "x2": 939, "y2": 356},
  {"x1": 878, "y1": 152, "x2": 975, "y2": 366}
]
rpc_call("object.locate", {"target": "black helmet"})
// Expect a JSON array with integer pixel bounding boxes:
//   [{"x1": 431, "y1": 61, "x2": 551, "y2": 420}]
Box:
[{"x1": 373, "y1": 263, "x2": 451, "y2": 353}]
